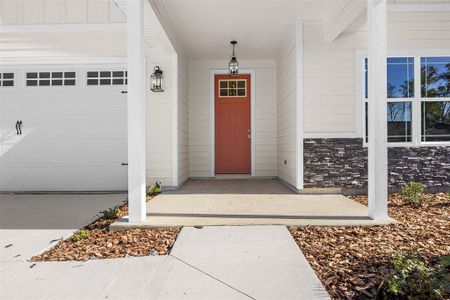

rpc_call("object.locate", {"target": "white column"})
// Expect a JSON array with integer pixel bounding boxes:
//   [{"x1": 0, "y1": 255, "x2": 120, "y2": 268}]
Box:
[
  {"x1": 127, "y1": 0, "x2": 146, "y2": 223},
  {"x1": 367, "y1": 0, "x2": 388, "y2": 220}
]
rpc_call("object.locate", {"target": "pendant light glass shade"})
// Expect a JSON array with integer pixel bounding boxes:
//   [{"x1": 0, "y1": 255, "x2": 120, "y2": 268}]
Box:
[{"x1": 228, "y1": 41, "x2": 239, "y2": 76}]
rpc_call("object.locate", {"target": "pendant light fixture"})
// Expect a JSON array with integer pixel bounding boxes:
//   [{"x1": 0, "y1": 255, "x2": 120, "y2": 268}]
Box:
[{"x1": 228, "y1": 40, "x2": 239, "y2": 76}]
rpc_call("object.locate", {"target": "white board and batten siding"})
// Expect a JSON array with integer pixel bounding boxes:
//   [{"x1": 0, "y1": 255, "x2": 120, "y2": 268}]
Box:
[
  {"x1": 188, "y1": 60, "x2": 277, "y2": 178},
  {"x1": 303, "y1": 11, "x2": 450, "y2": 136},
  {"x1": 276, "y1": 30, "x2": 297, "y2": 187},
  {"x1": 0, "y1": 0, "x2": 125, "y2": 25}
]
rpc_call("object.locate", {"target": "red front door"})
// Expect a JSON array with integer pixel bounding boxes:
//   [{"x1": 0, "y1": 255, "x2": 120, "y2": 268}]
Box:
[{"x1": 215, "y1": 74, "x2": 251, "y2": 174}]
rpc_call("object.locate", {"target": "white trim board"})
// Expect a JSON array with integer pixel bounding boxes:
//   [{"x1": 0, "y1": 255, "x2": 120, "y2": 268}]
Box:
[
  {"x1": 0, "y1": 24, "x2": 127, "y2": 33},
  {"x1": 388, "y1": 4, "x2": 450, "y2": 12},
  {"x1": 295, "y1": 20, "x2": 304, "y2": 190},
  {"x1": 171, "y1": 54, "x2": 179, "y2": 187},
  {"x1": 209, "y1": 69, "x2": 256, "y2": 177},
  {"x1": 0, "y1": 57, "x2": 127, "y2": 66}
]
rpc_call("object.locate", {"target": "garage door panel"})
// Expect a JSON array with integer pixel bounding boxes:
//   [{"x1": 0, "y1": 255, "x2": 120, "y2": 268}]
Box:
[
  {"x1": 0, "y1": 165, "x2": 127, "y2": 191},
  {"x1": 0, "y1": 138, "x2": 126, "y2": 164},
  {"x1": 0, "y1": 65, "x2": 128, "y2": 191}
]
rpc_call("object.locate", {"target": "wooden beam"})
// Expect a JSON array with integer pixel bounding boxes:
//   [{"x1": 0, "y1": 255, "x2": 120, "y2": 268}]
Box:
[{"x1": 323, "y1": 0, "x2": 367, "y2": 42}]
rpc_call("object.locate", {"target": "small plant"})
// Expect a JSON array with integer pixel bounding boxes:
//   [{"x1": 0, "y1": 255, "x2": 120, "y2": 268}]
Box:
[
  {"x1": 101, "y1": 206, "x2": 121, "y2": 219},
  {"x1": 72, "y1": 230, "x2": 89, "y2": 242},
  {"x1": 147, "y1": 180, "x2": 161, "y2": 196},
  {"x1": 386, "y1": 251, "x2": 445, "y2": 299},
  {"x1": 401, "y1": 181, "x2": 425, "y2": 205}
]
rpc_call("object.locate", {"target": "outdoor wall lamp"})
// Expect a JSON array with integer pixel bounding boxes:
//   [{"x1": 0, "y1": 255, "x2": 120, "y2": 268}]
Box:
[
  {"x1": 228, "y1": 40, "x2": 239, "y2": 76},
  {"x1": 150, "y1": 66, "x2": 164, "y2": 92}
]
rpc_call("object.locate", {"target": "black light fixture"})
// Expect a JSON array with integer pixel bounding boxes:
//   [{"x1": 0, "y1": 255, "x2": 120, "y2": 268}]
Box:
[
  {"x1": 150, "y1": 66, "x2": 164, "y2": 92},
  {"x1": 228, "y1": 40, "x2": 239, "y2": 76}
]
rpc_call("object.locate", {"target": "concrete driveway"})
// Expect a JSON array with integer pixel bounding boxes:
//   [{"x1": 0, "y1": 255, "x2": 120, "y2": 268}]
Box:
[{"x1": 0, "y1": 193, "x2": 126, "y2": 261}]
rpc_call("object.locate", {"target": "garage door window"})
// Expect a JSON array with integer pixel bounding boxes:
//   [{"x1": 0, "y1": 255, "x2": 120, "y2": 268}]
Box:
[
  {"x1": 0, "y1": 72, "x2": 14, "y2": 87},
  {"x1": 86, "y1": 71, "x2": 127, "y2": 86},
  {"x1": 26, "y1": 72, "x2": 76, "y2": 87}
]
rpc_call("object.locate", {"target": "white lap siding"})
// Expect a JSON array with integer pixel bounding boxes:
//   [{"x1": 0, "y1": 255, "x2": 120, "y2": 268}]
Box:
[
  {"x1": 276, "y1": 30, "x2": 297, "y2": 187},
  {"x1": 188, "y1": 60, "x2": 277, "y2": 177},
  {"x1": 303, "y1": 12, "x2": 450, "y2": 136},
  {"x1": 145, "y1": 51, "x2": 174, "y2": 187}
]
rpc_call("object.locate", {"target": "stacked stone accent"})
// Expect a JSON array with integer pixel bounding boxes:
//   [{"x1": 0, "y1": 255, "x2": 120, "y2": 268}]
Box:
[{"x1": 303, "y1": 138, "x2": 450, "y2": 191}]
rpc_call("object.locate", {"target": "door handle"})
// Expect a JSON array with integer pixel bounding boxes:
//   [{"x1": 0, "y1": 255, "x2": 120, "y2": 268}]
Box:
[
  {"x1": 15, "y1": 120, "x2": 22, "y2": 135},
  {"x1": 247, "y1": 128, "x2": 251, "y2": 139}
]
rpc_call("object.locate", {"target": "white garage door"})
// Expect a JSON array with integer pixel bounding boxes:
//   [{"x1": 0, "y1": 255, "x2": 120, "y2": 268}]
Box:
[{"x1": 0, "y1": 64, "x2": 128, "y2": 191}]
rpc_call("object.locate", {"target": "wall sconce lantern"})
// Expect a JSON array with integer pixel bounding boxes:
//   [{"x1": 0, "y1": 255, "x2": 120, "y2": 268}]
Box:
[
  {"x1": 228, "y1": 40, "x2": 239, "y2": 76},
  {"x1": 150, "y1": 66, "x2": 164, "y2": 92}
]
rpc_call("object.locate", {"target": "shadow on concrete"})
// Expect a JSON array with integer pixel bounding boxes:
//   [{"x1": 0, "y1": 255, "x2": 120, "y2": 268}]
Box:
[
  {"x1": 0, "y1": 194, "x2": 126, "y2": 229},
  {"x1": 166, "y1": 178, "x2": 296, "y2": 195}
]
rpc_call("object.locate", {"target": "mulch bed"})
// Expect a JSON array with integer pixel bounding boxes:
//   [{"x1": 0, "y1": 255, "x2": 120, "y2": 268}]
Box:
[
  {"x1": 31, "y1": 197, "x2": 181, "y2": 261},
  {"x1": 289, "y1": 193, "x2": 450, "y2": 299}
]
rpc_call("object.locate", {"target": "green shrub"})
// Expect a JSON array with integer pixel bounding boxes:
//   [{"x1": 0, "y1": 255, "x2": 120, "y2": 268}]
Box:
[
  {"x1": 102, "y1": 206, "x2": 120, "y2": 219},
  {"x1": 401, "y1": 181, "x2": 425, "y2": 205},
  {"x1": 386, "y1": 251, "x2": 446, "y2": 299},
  {"x1": 72, "y1": 230, "x2": 89, "y2": 242},
  {"x1": 147, "y1": 181, "x2": 161, "y2": 195}
]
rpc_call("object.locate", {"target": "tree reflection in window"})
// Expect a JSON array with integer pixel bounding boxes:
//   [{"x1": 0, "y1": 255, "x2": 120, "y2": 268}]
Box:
[
  {"x1": 387, "y1": 102, "x2": 412, "y2": 142},
  {"x1": 421, "y1": 57, "x2": 450, "y2": 98},
  {"x1": 421, "y1": 57, "x2": 450, "y2": 142},
  {"x1": 387, "y1": 57, "x2": 414, "y2": 98},
  {"x1": 421, "y1": 101, "x2": 450, "y2": 142}
]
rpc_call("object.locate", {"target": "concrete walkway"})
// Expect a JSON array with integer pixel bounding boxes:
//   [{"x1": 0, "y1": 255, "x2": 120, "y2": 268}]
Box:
[
  {"x1": 161, "y1": 226, "x2": 329, "y2": 299},
  {"x1": 113, "y1": 179, "x2": 395, "y2": 228},
  {"x1": 1, "y1": 225, "x2": 330, "y2": 300}
]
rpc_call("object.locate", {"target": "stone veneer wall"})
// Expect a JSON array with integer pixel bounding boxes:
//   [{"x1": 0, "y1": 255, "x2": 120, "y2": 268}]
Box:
[{"x1": 303, "y1": 138, "x2": 450, "y2": 191}]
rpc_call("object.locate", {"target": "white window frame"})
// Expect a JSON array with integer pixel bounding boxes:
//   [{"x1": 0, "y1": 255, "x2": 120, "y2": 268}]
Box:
[{"x1": 359, "y1": 50, "x2": 450, "y2": 147}]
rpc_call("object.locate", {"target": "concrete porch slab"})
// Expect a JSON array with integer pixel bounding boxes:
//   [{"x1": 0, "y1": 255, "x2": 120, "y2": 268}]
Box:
[{"x1": 111, "y1": 179, "x2": 396, "y2": 228}]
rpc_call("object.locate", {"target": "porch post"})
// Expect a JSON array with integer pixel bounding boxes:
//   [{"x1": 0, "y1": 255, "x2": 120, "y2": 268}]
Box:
[
  {"x1": 127, "y1": 0, "x2": 146, "y2": 222},
  {"x1": 367, "y1": 0, "x2": 388, "y2": 220}
]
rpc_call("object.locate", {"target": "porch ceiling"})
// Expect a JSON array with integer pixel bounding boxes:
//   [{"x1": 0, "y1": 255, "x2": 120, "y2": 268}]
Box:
[{"x1": 156, "y1": 0, "x2": 347, "y2": 59}]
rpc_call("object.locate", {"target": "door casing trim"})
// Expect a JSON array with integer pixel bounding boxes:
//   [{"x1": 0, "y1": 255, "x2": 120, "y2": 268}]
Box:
[{"x1": 210, "y1": 69, "x2": 256, "y2": 177}]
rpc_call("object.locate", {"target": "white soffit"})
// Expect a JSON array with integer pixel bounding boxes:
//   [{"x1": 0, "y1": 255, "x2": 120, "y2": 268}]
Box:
[{"x1": 157, "y1": 0, "x2": 347, "y2": 59}]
